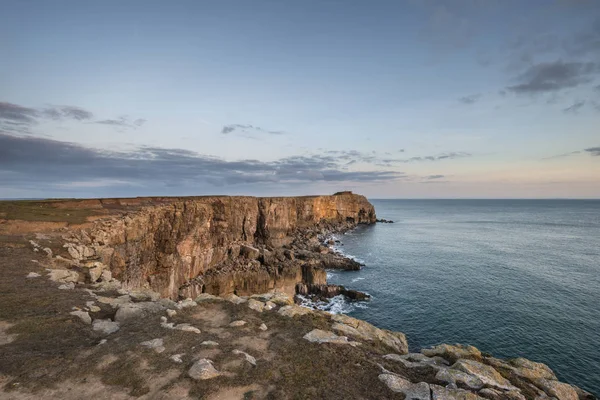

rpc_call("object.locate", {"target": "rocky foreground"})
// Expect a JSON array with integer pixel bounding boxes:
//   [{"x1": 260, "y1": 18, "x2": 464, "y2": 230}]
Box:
[{"x1": 0, "y1": 194, "x2": 596, "y2": 399}]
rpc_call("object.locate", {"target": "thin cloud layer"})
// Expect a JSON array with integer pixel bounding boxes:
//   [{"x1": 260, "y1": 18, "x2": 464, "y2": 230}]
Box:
[
  {"x1": 563, "y1": 100, "x2": 586, "y2": 113},
  {"x1": 0, "y1": 100, "x2": 144, "y2": 135},
  {"x1": 506, "y1": 60, "x2": 599, "y2": 94},
  {"x1": 0, "y1": 133, "x2": 403, "y2": 191},
  {"x1": 95, "y1": 116, "x2": 145, "y2": 129},
  {"x1": 405, "y1": 152, "x2": 471, "y2": 162},
  {"x1": 585, "y1": 146, "x2": 600, "y2": 156},
  {"x1": 458, "y1": 94, "x2": 481, "y2": 104},
  {"x1": 221, "y1": 124, "x2": 284, "y2": 135}
]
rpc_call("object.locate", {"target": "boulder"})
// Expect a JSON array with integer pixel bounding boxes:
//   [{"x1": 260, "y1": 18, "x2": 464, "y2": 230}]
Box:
[
  {"x1": 507, "y1": 357, "x2": 557, "y2": 381},
  {"x1": 114, "y1": 302, "x2": 163, "y2": 323},
  {"x1": 224, "y1": 294, "x2": 247, "y2": 304},
  {"x1": 378, "y1": 374, "x2": 430, "y2": 399},
  {"x1": 92, "y1": 319, "x2": 120, "y2": 335},
  {"x1": 229, "y1": 320, "x2": 247, "y2": 327},
  {"x1": 80, "y1": 261, "x2": 105, "y2": 283},
  {"x1": 26, "y1": 272, "x2": 41, "y2": 278},
  {"x1": 47, "y1": 269, "x2": 80, "y2": 283},
  {"x1": 435, "y1": 367, "x2": 484, "y2": 391},
  {"x1": 58, "y1": 282, "x2": 75, "y2": 290},
  {"x1": 331, "y1": 314, "x2": 408, "y2": 354},
  {"x1": 278, "y1": 305, "x2": 312, "y2": 318},
  {"x1": 303, "y1": 329, "x2": 360, "y2": 346},
  {"x1": 140, "y1": 338, "x2": 165, "y2": 353},
  {"x1": 270, "y1": 292, "x2": 294, "y2": 306},
  {"x1": 259, "y1": 323, "x2": 268, "y2": 331},
  {"x1": 100, "y1": 269, "x2": 112, "y2": 282},
  {"x1": 194, "y1": 293, "x2": 222, "y2": 303},
  {"x1": 174, "y1": 323, "x2": 201, "y2": 334},
  {"x1": 247, "y1": 299, "x2": 265, "y2": 312},
  {"x1": 430, "y1": 384, "x2": 483, "y2": 400},
  {"x1": 170, "y1": 354, "x2": 184, "y2": 363},
  {"x1": 201, "y1": 341, "x2": 219, "y2": 346},
  {"x1": 232, "y1": 349, "x2": 257, "y2": 366},
  {"x1": 69, "y1": 310, "x2": 92, "y2": 325},
  {"x1": 129, "y1": 289, "x2": 160, "y2": 302},
  {"x1": 423, "y1": 344, "x2": 482, "y2": 362},
  {"x1": 451, "y1": 359, "x2": 516, "y2": 391},
  {"x1": 175, "y1": 298, "x2": 197, "y2": 309},
  {"x1": 97, "y1": 295, "x2": 131, "y2": 308},
  {"x1": 188, "y1": 359, "x2": 221, "y2": 380},
  {"x1": 535, "y1": 379, "x2": 579, "y2": 400}
]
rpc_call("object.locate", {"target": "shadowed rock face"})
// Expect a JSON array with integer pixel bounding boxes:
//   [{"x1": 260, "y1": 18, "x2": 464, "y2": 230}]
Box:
[{"x1": 63, "y1": 193, "x2": 376, "y2": 299}]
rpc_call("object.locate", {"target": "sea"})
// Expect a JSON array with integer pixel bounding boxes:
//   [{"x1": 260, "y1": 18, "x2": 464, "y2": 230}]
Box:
[{"x1": 308, "y1": 199, "x2": 600, "y2": 395}]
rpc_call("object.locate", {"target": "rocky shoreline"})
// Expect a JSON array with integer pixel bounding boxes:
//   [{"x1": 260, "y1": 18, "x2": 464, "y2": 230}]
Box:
[{"x1": 0, "y1": 193, "x2": 597, "y2": 399}]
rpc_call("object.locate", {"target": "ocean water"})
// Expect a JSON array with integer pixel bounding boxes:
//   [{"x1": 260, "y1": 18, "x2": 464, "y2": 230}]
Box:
[{"x1": 326, "y1": 199, "x2": 600, "y2": 395}]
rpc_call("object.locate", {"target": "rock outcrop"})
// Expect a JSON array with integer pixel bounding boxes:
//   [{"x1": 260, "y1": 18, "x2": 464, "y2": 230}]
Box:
[{"x1": 55, "y1": 192, "x2": 375, "y2": 299}]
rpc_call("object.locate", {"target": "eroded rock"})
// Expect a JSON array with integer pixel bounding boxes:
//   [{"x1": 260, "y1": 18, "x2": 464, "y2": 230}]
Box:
[
  {"x1": 92, "y1": 319, "x2": 120, "y2": 335},
  {"x1": 535, "y1": 378, "x2": 579, "y2": 400},
  {"x1": 423, "y1": 344, "x2": 482, "y2": 363},
  {"x1": 278, "y1": 305, "x2": 312, "y2": 317},
  {"x1": 188, "y1": 359, "x2": 221, "y2": 380},
  {"x1": 195, "y1": 293, "x2": 222, "y2": 303},
  {"x1": 69, "y1": 310, "x2": 92, "y2": 325},
  {"x1": 430, "y1": 384, "x2": 483, "y2": 400},
  {"x1": 247, "y1": 299, "x2": 265, "y2": 312},
  {"x1": 232, "y1": 349, "x2": 257, "y2": 366},
  {"x1": 451, "y1": 359, "x2": 516, "y2": 391},
  {"x1": 331, "y1": 314, "x2": 408, "y2": 354},
  {"x1": 114, "y1": 302, "x2": 163, "y2": 323},
  {"x1": 435, "y1": 367, "x2": 484, "y2": 391},
  {"x1": 378, "y1": 374, "x2": 431, "y2": 399},
  {"x1": 140, "y1": 338, "x2": 165, "y2": 353},
  {"x1": 303, "y1": 329, "x2": 360, "y2": 346}
]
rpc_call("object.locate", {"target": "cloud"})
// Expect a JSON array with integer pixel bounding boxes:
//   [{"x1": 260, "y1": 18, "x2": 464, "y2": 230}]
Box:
[
  {"x1": 94, "y1": 116, "x2": 144, "y2": 130},
  {"x1": 542, "y1": 150, "x2": 581, "y2": 160},
  {"x1": 506, "y1": 60, "x2": 600, "y2": 94},
  {"x1": 585, "y1": 146, "x2": 600, "y2": 156},
  {"x1": 221, "y1": 124, "x2": 285, "y2": 135},
  {"x1": 56, "y1": 106, "x2": 93, "y2": 121},
  {"x1": 563, "y1": 100, "x2": 586, "y2": 113},
  {"x1": 0, "y1": 100, "x2": 146, "y2": 136},
  {"x1": 0, "y1": 102, "x2": 39, "y2": 124},
  {"x1": 544, "y1": 146, "x2": 600, "y2": 159},
  {"x1": 426, "y1": 175, "x2": 445, "y2": 179},
  {"x1": 0, "y1": 133, "x2": 405, "y2": 192},
  {"x1": 405, "y1": 152, "x2": 471, "y2": 162},
  {"x1": 458, "y1": 94, "x2": 482, "y2": 104}
]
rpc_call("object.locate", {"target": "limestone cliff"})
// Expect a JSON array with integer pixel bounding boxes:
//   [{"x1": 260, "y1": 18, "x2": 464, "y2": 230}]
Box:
[{"x1": 61, "y1": 192, "x2": 375, "y2": 299}]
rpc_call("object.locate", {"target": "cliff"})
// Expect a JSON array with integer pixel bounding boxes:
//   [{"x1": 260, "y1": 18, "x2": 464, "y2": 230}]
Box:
[
  {"x1": 37, "y1": 192, "x2": 376, "y2": 299},
  {"x1": 0, "y1": 193, "x2": 596, "y2": 399}
]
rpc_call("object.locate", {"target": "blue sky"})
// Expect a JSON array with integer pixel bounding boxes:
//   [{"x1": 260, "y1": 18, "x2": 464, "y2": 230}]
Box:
[{"x1": 1, "y1": 0, "x2": 599, "y2": 198}]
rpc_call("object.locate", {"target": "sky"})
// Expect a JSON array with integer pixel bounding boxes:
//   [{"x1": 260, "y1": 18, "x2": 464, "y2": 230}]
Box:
[{"x1": 1, "y1": 0, "x2": 599, "y2": 199}]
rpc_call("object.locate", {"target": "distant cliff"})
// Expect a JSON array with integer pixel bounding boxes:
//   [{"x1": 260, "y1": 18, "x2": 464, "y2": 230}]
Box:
[{"x1": 61, "y1": 192, "x2": 376, "y2": 299}]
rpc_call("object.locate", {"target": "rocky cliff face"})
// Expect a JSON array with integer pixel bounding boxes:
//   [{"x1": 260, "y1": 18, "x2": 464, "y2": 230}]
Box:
[{"x1": 62, "y1": 192, "x2": 375, "y2": 299}]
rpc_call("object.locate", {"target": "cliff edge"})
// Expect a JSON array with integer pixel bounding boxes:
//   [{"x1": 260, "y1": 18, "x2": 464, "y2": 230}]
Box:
[{"x1": 0, "y1": 193, "x2": 596, "y2": 399}]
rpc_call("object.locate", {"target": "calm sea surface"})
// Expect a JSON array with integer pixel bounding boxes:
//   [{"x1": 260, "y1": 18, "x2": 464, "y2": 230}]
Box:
[{"x1": 325, "y1": 199, "x2": 600, "y2": 395}]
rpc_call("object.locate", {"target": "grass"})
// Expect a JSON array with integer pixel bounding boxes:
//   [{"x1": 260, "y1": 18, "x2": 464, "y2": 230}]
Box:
[{"x1": 0, "y1": 200, "x2": 98, "y2": 224}]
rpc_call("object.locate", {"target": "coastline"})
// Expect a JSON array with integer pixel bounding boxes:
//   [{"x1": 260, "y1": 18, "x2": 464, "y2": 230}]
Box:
[{"x1": 0, "y1": 194, "x2": 597, "y2": 399}]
